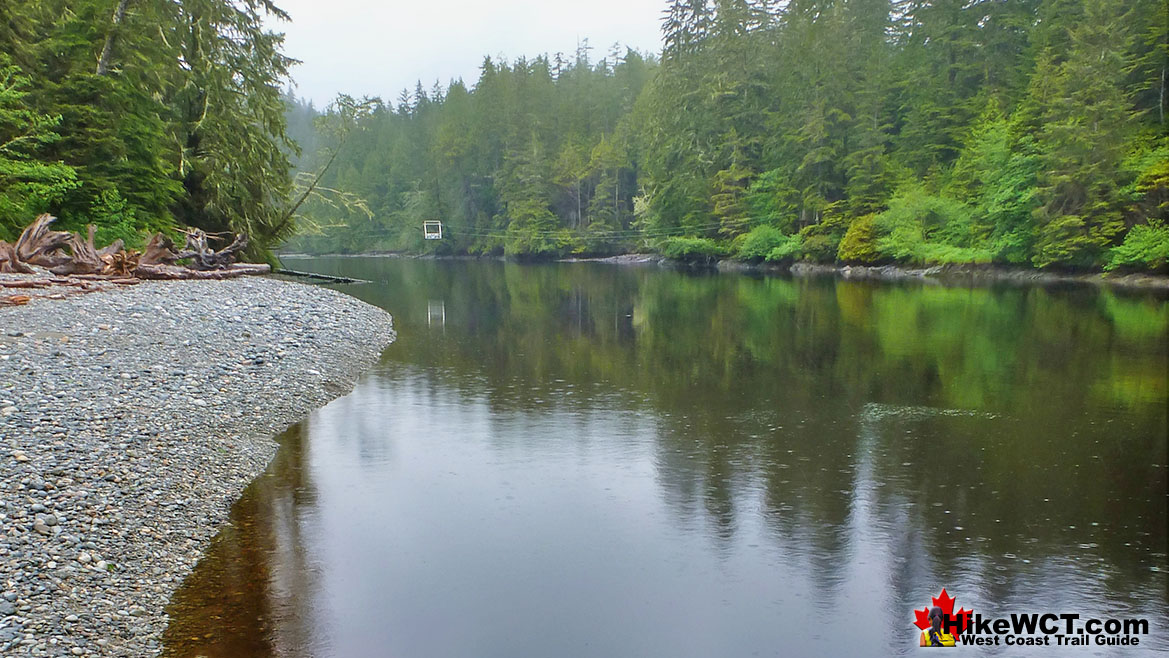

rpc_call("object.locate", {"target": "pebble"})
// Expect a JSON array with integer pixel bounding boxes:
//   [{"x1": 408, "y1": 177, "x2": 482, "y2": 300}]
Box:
[{"x1": 0, "y1": 275, "x2": 394, "y2": 657}]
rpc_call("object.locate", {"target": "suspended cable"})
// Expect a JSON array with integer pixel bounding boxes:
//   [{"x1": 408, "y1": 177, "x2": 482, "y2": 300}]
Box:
[{"x1": 428, "y1": 215, "x2": 770, "y2": 241}]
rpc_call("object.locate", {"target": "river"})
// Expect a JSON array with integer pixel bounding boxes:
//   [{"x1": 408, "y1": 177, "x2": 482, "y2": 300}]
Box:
[{"x1": 162, "y1": 258, "x2": 1168, "y2": 657}]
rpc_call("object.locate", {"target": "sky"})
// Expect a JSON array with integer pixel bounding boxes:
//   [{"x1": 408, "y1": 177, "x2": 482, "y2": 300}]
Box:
[{"x1": 266, "y1": 0, "x2": 668, "y2": 107}]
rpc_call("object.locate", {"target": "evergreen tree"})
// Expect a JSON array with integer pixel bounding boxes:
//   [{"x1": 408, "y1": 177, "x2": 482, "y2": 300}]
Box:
[
  {"x1": 0, "y1": 59, "x2": 77, "y2": 239},
  {"x1": 1027, "y1": 0, "x2": 1138, "y2": 267},
  {"x1": 3, "y1": 0, "x2": 1163, "y2": 268}
]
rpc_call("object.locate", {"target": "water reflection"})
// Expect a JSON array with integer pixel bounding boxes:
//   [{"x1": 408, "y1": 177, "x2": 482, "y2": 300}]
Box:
[{"x1": 164, "y1": 259, "x2": 1168, "y2": 657}]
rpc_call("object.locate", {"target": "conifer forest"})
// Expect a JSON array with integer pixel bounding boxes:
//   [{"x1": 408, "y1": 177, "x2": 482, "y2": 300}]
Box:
[{"x1": 2, "y1": 1, "x2": 1167, "y2": 270}]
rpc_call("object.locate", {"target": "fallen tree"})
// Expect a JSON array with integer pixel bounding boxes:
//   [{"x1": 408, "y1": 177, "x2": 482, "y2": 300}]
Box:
[{"x1": 0, "y1": 215, "x2": 270, "y2": 280}]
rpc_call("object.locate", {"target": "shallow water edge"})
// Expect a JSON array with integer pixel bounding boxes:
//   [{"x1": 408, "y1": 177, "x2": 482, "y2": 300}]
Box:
[
  {"x1": 280, "y1": 252, "x2": 1169, "y2": 292},
  {"x1": 0, "y1": 277, "x2": 394, "y2": 657}
]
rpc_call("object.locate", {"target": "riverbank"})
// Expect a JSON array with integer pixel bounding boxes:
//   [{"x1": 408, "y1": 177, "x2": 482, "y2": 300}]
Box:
[
  {"x1": 0, "y1": 276, "x2": 395, "y2": 657},
  {"x1": 786, "y1": 262, "x2": 1169, "y2": 291},
  {"x1": 568, "y1": 254, "x2": 1169, "y2": 290},
  {"x1": 282, "y1": 252, "x2": 1169, "y2": 292}
]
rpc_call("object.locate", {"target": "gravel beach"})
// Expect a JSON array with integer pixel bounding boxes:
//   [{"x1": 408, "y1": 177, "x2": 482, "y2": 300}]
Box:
[{"x1": 0, "y1": 276, "x2": 395, "y2": 657}]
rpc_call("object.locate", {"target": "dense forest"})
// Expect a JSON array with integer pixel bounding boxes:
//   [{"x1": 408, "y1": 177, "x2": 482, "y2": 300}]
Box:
[
  {"x1": 0, "y1": 0, "x2": 297, "y2": 262},
  {"x1": 0, "y1": 1, "x2": 1166, "y2": 270},
  {"x1": 287, "y1": 0, "x2": 1169, "y2": 271}
]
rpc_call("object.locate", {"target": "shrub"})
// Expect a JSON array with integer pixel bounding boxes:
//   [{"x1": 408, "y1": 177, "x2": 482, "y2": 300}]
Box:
[
  {"x1": 836, "y1": 214, "x2": 881, "y2": 264},
  {"x1": 503, "y1": 201, "x2": 561, "y2": 257},
  {"x1": 1106, "y1": 220, "x2": 1169, "y2": 271},
  {"x1": 988, "y1": 229, "x2": 1033, "y2": 265},
  {"x1": 660, "y1": 236, "x2": 731, "y2": 262},
  {"x1": 874, "y1": 185, "x2": 977, "y2": 264},
  {"x1": 765, "y1": 233, "x2": 803, "y2": 262},
  {"x1": 916, "y1": 243, "x2": 994, "y2": 265},
  {"x1": 87, "y1": 188, "x2": 142, "y2": 248},
  {"x1": 1031, "y1": 213, "x2": 1119, "y2": 269},
  {"x1": 796, "y1": 213, "x2": 849, "y2": 262},
  {"x1": 732, "y1": 225, "x2": 788, "y2": 261}
]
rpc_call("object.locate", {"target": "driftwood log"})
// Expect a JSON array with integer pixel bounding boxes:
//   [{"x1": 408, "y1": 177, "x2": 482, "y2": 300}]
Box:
[
  {"x1": 178, "y1": 229, "x2": 248, "y2": 270},
  {"x1": 135, "y1": 263, "x2": 270, "y2": 280},
  {"x1": 15, "y1": 214, "x2": 72, "y2": 268},
  {"x1": 52, "y1": 226, "x2": 104, "y2": 275},
  {"x1": 0, "y1": 214, "x2": 269, "y2": 281},
  {"x1": 140, "y1": 233, "x2": 180, "y2": 266},
  {"x1": 0, "y1": 241, "x2": 34, "y2": 274}
]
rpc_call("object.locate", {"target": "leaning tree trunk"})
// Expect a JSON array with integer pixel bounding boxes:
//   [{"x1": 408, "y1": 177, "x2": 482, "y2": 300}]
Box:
[{"x1": 96, "y1": 0, "x2": 133, "y2": 76}]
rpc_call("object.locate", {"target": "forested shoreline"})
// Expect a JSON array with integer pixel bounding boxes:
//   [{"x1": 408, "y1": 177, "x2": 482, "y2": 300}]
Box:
[
  {"x1": 1, "y1": 1, "x2": 1166, "y2": 272},
  {"x1": 286, "y1": 0, "x2": 1168, "y2": 272},
  {"x1": 0, "y1": 0, "x2": 297, "y2": 263}
]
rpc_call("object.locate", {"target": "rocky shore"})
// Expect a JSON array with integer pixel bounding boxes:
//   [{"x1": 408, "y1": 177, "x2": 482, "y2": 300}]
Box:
[
  {"x1": 0, "y1": 276, "x2": 395, "y2": 657},
  {"x1": 285, "y1": 252, "x2": 1169, "y2": 291},
  {"x1": 569, "y1": 254, "x2": 1169, "y2": 291}
]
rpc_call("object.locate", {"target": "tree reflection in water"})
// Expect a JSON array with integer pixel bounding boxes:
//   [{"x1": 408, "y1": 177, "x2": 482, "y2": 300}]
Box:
[{"x1": 164, "y1": 259, "x2": 1168, "y2": 657}]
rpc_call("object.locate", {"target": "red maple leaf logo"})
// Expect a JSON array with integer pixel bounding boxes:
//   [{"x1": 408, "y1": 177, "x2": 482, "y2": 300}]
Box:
[{"x1": 914, "y1": 588, "x2": 972, "y2": 639}]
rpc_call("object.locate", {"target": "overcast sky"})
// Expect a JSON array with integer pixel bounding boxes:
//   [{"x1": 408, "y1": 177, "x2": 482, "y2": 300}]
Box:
[{"x1": 267, "y1": 0, "x2": 667, "y2": 107}]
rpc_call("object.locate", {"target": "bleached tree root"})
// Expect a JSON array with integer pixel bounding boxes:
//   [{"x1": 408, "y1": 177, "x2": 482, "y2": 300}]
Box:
[{"x1": 0, "y1": 215, "x2": 267, "y2": 282}]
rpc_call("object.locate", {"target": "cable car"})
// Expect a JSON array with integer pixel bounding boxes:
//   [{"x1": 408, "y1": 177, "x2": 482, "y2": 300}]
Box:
[{"x1": 423, "y1": 220, "x2": 443, "y2": 240}]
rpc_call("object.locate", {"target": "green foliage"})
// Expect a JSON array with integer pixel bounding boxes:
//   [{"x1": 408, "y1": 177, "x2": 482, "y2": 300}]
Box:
[
  {"x1": 764, "y1": 233, "x2": 803, "y2": 263},
  {"x1": 836, "y1": 214, "x2": 880, "y2": 264},
  {"x1": 1032, "y1": 213, "x2": 1119, "y2": 269},
  {"x1": 282, "y1": 47, "x2": 653, "y2": 258},
  {"x1": 1106, "y1": 220, "x2": 1169, "y2": 271},
  {"x1": 797, "y1": 213, "x2": 849, "y2": 263},
  {"x1": 873, "y1": 186, "x2": 980, "y2": 264},
  {"x1": 711, "y1": 160, "x2": 755, "y2": 237},
  {"x1": 1124, "y1": 136, "x2": 1169, "y2": 224},
  {"x1": 170, "y1": 0, "x2": 298, "y2": 260},
  {"x1": 1025, "y1": 0, "x2": 1139, "y2": 268},
  {"x1": 915, "y1": 243, "x2": 995, "y2": 265},
  {"x1": 504, "y1": 201, "x2": 561, "y2": 258},
  {"x1": 0, "y1": 59, "x2": 77, "y2": 239},
  {"x1": 2, "y1": 0, "x2": 1164, "y2": 271},
  {"x1": 0, "y1": 0, "x2": 295, "y2": 259},
  {"x1": 744, "y1": 168, "x2": 798, "y2": 233},
  {"x1": 659, "y1": 236, "x2": 731, "y2": 262},
  {"x1": 87, "y1": 188, "x2": 141, "y2": 247},
  {"x1": 732, "y1": 225, "x2": 787, "y2": 261},
  {"x1": 275, "y1": 0, "x2": 1165, "y2": 273},
  {"x1": 948, "y1": 105, "x2": 1040, "y2": 263}
]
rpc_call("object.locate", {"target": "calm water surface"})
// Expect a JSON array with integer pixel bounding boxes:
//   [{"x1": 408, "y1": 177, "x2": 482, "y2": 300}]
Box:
[{"x1": 163, "y1": 259, "x2": 1168, "y2": 657}]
